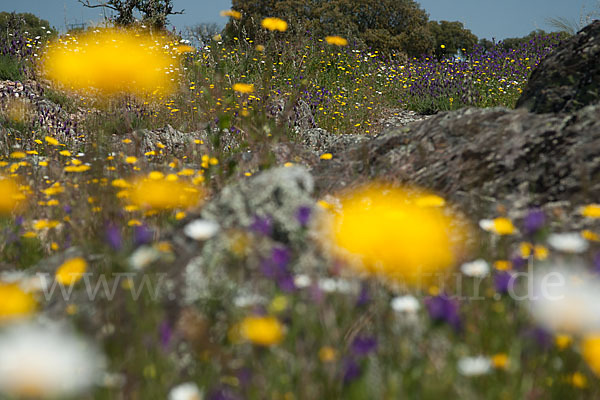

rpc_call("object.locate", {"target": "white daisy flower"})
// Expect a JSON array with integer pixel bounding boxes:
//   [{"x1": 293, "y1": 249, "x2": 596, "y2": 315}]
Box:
[
  {"x1": 547, "y1": 233, "x2": 589, "y2": 253},
  {"x1": 457, "y1": 356, "x2": 492, "y2": 376},
  {"x1": 460, "y1": 259, "x2": 490, "y2": 278},
  {"x1": 293, "y1": 274, "x2": 312, "y2": 288},
  {"x1": 0, "y1": 322, "x2": 104, "y2": 398},
  {"x1": 128, "y1": 246, "x2": 160, "y2": 270},
  {"x1": 528, "y1": 264, "x2": 600, "y2": 334},
  {"x1": 390, "y1": 295, "x2": 420, "y2": 313},
  {"x1": 183, "y1": 219, "x2": 220, "y2": 241},
  {"x1": 168, "y1": 382, "x2": 203, "y2": 400}
]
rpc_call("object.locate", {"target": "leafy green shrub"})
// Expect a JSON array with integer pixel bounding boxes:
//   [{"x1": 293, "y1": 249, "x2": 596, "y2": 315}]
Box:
[{"x1": 0, "y1": 54, "x2": 23, "y2": 81}]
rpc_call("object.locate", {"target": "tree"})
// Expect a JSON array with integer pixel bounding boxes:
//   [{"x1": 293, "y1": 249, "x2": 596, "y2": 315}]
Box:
[
  {"x1": 428, "y1": 20, "x2": 478, "y2": 59},
  {"x1": 499, "y1": 29, "x2": 569, "y2": 51},
  {"x1": 225, "y1": 0, "x2": 436, "y2": 56},
  {"x1": 186, "y1": 22, "x2": 221, "y2": 46},
  {"x1": 0, "y1": 12, "x2": 57, "y2": 39},
  {"x1": 77, "y1": 0, "x2": 184, "y2": 30}
]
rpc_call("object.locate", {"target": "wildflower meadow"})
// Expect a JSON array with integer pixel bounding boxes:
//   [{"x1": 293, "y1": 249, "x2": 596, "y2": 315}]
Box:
[{"x1": 1, "y1": 3, "x2": 600, "y2": 399}]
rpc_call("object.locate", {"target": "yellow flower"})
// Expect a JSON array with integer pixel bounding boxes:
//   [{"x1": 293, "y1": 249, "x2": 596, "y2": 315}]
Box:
[
  {"x1": 232, "y1": 83, "x2": 254, "y2": 94},
  {"x1": 220, "y1": 9, "x2": 242, "y2": 19},
  {"x1": 255, "y1": 44, "x2": 265, "y2": 52},
  {"x1": 569, "y1": 372, "x2": 588, "y2": 388},
  {"x1": 239, "y1": 315, "x2": 284, "y2": 346},
  {"x1": 491, "y1": 353, "x2": 509, "y2": 369},
  {"x1": 44, "y1": 136, "x2": 60, "y2": 146},
  {"x1": 0, "y1": 283, "x2": 37, "y2": 322},
  {"x1": 64, "y1": 165, "x2": 91, "y2": 172},
  {"x1": 441, "y1": 44, "x2": 446, "y2": 49},
  {"x1": 319, "y1": 153, "x2": 333, "y2": 160},
  {"x1": 493, "y1": 218, "x2": 516, "y2": 235},
  {"x1": 43, "y1": 28, "x2": 176, "y2": 97},
  {"x1": 493, "y1": 260, "x2": 512, "y2": 271},
  {"x1": 125, "y1": 156, "x2": 138, "y2": 164},
  {"x1": 555, "y1": 334, "x2": 572, "y2": 350},
  {"x1": 56, "y1": 257, "x2": 87, "y2": 285},
  {"x1": 10, "y1": 151, "x2": 26, "y2": 159},
  {"x1": 325, "y1": 36, "x2": 348, "y2": 46},
  {"x1": 415, "y1": 194, "x2": 446, "y2": 208},
  {"x1": 0, "y1": 177, "x2": 26, "y2": 214},
  {"x1": 111, "y1": 179, "x2": 130, "y2": 188},
  {"x1": 320, "y1": 183, "x2": 469, "y2": 287},
  {"x1": 33, "y1": 219, "x2": 60, "y2": 230},
  {"x1": 534, "y1": 245, "x2": 548, "y2": 260},
  {"x1": 318, "y1": 346, "x2": 337, "y2": 362},
  {"x1": 582, "y1": 230, "x2": 600, "y2": 242},
  {"x1": 581, "y1": 204, "x2": 600, "y2": 218},
  {"x1": 174, "y1": 45, "x2": 195, "y2": 54},
  {"x1": 261, "y1": 17, "x2": 288, "y2": 32},
  {"x1": 127, "y1": 177, "x2": 203, "y2": 211},
  {"x1": 582, "y1": 335, "x2": 600, "y2": 376},
  {"x1": 479, "y1": 217, "x2": 516, "y2": 235}
]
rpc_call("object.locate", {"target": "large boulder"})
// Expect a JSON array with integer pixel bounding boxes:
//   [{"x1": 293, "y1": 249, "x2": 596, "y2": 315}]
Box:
[
  {"x1": 313, "y1": 104, "x2": 600, "y2": 209},
  {"x1": 516, "y1": 20, "x2": 600, "y2": 113}
]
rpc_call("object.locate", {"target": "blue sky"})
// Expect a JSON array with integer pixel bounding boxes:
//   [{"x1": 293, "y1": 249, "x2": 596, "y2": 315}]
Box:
[{"x1": 0, "y1": 0, "x2": 598, "y2": 40}]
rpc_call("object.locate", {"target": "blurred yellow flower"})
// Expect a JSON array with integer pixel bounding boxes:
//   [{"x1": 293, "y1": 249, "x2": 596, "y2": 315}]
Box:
[
  {"x1": 492, "y1": 218, "x2": 516, "y2": 235},
  {"x1": 255, "y1": 44, "x2": 265, "y2": 52},
  {"x1": 128, "y1": 177, "x2": 203, "y2": 211},
  {"x1": 0, "y1": 283, "x2": 37, "y2": 322},
  {"x1": 43, "y1": 28, "x2": 175, "y2": 97},
  {"x1": 581, "y1": 204, "x2": 600, "y2": 218},
  {"x1": 491, "y1": 353, "x2": 509, "y2": 369},
  {"x1": 174, "y1": 45, "x2": 195, "y2": 54},
  {"x1": 232, "y1": 83, "x2": 254, "y2": 94},
  {"x1": 239, "y1": 315, "x2": 284, "y2": 346},
  {"x1": 220, "y1": 9, "x2": 242, "y2": 19},
  {"x1": 582, "y1": 335, "x2": 600, "y2": 376},
  {"x1": 56, "y1": 257, "x2": 87, "y2": 285},
  {"x1": 320, "y1": 183, "x2": 469, "y2": 287},
  {"x1": 318, "y1": 346, "x2": 337, "y2": 362},
  {"x1": 0, "y1": 177, "x2": 26, "y2": 215},
  {"x1": 319, "y1": 153, "x2": 333, "y2": 160},
  {"x1": 569, "y1": 372, "x2": 588, "y2": 388},
  {"x1": 44, "y1": 136, "x2": 60, "y2": 146},
  {"x1": 555, "y1": 334, "x2": 572, "y2": 350},
  {"x1": 325, "y1": 36, "x2": 348, "y2": 46},
  {"x1": 261, "y1": 17, "x2": 288, "y2": 32},
  {"x1": 480, "y1": 217, "x2": 516, "y2": 235}
]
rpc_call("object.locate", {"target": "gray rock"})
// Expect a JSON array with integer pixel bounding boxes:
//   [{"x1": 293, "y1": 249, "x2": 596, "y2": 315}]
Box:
[
  {"x1": 313, "y1": 104, "x2": 600, "y2": 211},
  {"x1": 201, "y1": 165, "x2": 315, "y2": 243},
  {"x1": 516, "y1": 20, "x2": 600, "y2": 113}
]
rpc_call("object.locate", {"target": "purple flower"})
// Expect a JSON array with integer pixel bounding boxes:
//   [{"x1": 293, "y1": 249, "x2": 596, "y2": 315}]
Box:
[
  {"x1": 494, "y1": 271, "x2": 514, "y2": 294},
  {"x1": 159, "y1": 320, "x2": 172, "y2": 350},
  {"x1": 523, "y1": 209, "x2": 546, "y2": 235},
  {"x1": 594, "y1": 252, "x2": 600, "y2": 274},
  {"x1": 105, "y1": 223, "x2": 122, "y2": 250},
  {"x1": 134, "y1": 224, "x2": 153, "y2": 246},
  {"x1": 425, "y1": 294, "x2": 461, "y2": 330},
  {"x1": 523, "y1": 327, "x2": 552, "y2": 349},
  {"x1": 262, "y1": 246, "x2": 295, "y2": 292},
  {"x1": 250, "y1": 215, "x2": 272, "y2": 236},
  {"x1": 342, "y1": 358, "x2": 361, "y2": 384},
  {"x1": 511, "y1": 254, "x2": 527, "y2": 270},
  {"x1": 356, "y1": 284, "x2": 370, "y2": 307},
  {"x1": 351, "y1": 336, "x2": 377, "y2": 356},
  {"x1": 295, "y1": 206, "x2": 312, "y2": 227}
]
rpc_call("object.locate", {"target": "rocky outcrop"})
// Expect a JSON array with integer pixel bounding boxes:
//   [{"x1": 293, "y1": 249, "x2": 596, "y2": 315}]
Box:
[
  {"x1": 313, "y1": 105, "x2": 600, "y2": 210},
  {"x1": 516, "y1": 20, "x2": 600, "y2": 113}
]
